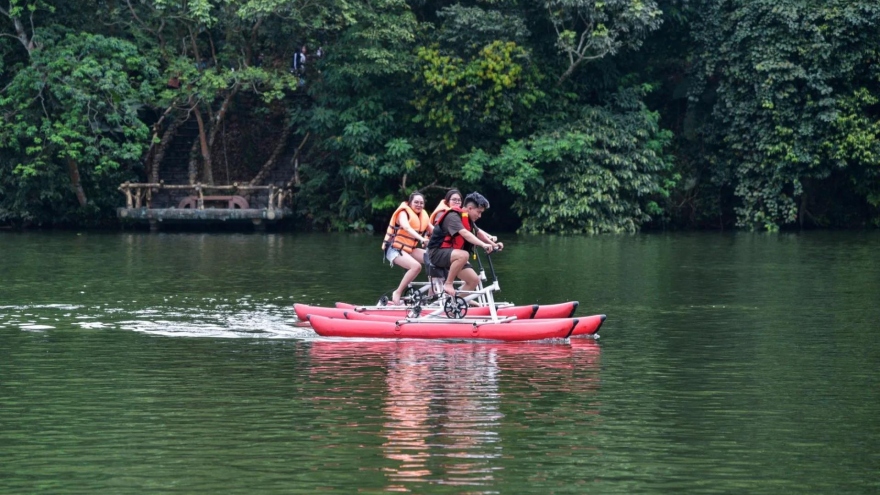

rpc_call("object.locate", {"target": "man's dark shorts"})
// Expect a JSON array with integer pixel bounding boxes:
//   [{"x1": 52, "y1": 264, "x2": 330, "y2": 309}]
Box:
[
  {"x1": 428, "y1": 247, "x2": 452, "y2": 269},
  {"x1": 428, "y1": 248, "x2": 472, "y2": 271}
]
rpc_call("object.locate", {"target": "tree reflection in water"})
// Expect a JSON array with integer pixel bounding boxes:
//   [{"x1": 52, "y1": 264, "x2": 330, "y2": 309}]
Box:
[{"x1": 308, "y1": 339, "x2": 601, "y2": 491}]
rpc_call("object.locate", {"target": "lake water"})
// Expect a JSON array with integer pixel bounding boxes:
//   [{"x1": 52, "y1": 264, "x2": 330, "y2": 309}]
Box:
[{"x1": 1, "y1": 231, "x2": 878, "y2": 494}]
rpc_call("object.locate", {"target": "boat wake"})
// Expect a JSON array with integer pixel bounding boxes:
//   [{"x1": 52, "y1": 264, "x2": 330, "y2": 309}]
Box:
[{"x1": 0, "y1": 300, "x2": 316, "y2": 340}]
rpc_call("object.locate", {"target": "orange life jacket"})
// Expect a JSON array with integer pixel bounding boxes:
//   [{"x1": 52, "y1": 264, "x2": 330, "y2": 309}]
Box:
[
  {"x1": 381, "y1": 202, "x2": 430, "y2": 253},
  {"x1": 426, "y1": 207, "x2": 472, "y2": 251},
  {"x1": 429, "y1": 200, "x2": 451, "y2": 225}
]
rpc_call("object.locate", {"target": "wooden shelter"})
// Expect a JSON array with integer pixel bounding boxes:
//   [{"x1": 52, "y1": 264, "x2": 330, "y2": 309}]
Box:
[
  {"x1": 117, "y1": 96, "x2": 305, "y2": 231},
  {"x1": 117, "y1": 182, "x2": 293, "y2": 231}
]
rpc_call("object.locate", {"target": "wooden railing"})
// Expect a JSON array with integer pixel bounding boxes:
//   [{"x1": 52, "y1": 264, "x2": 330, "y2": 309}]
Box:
[{"x1": 118, "y1": 182, "x2": 292, "y2": 210}]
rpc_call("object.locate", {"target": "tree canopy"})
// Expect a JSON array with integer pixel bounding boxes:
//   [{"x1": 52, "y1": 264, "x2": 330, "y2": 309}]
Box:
[{"x1": 1, "y1": 0, "x2": 878, "y2": 231}]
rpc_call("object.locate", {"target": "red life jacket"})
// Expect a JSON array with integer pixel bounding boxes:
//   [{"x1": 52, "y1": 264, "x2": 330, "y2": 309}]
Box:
[{"x1": 427, "y1": 207, "x2": 472, "y2": 251}]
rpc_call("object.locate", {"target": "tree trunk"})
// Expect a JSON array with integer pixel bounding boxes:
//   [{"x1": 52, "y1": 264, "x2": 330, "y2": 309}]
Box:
[
  {"x1": 798, "y1": 180, "x2": 811, "y2": 229},
  {"x1": 208, "y1": 31, "x2": 218, "y2": 69},
  {"x1": 192, "y1": 106, "x2": 214, "y2": 184},
  {"x1": 188, "y1": 26, "x2": 202, "y2": 70},
  {"x1": 182, "y1": 89, "x2": 240, "y2": 187},
  {"x1": 246, "y1": 18, "x2": 264, "y2": 66},
  {"x1": 188, "y1": 137, "x2": 200, "y2": 185},
  {"x1": 67, "y1": 158, "x2": 88, "y2": 207},
  {"x1": 0, "y1": 5, "x2": 36, "y2": 53},
  {"x1": 249, "y1": 126, "x2": 293, "y2": 186},
  {"x1": 284, "y1": 133, "x2": 311, "y2": 187},
  {"x1": 207, "y1": 88, "x2": 238, "y2": 152},
  {"x1": 150, "y1": 114, "x2": 186, "y2": 184}
]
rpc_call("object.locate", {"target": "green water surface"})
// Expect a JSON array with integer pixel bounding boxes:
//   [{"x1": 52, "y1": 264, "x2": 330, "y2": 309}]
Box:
[{"x1": 1, "y1": 232, "x2": 878, "y2": 494}]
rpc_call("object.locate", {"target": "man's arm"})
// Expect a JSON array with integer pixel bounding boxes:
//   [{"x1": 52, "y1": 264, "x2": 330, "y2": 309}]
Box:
[
  {"x1": 476, "y1": 228, "x2": 503, "y2": 250},
  {"x1": 458, "y1": 228, "x2": 493, "y2": 252}
]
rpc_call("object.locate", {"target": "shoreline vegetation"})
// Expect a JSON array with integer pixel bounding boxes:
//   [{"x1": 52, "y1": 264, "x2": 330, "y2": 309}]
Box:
[{"x1": 1, "y1": 1, "x2": 878, "y2": 233}]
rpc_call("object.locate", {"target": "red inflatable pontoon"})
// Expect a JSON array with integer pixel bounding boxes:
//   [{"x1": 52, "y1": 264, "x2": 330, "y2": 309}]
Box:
[
  {"x1": 341, "y1": 310, "x2": 606, "y2": 337},
  {"x1": 307, "y1": 315, "x2": 579, "y2": 341}
]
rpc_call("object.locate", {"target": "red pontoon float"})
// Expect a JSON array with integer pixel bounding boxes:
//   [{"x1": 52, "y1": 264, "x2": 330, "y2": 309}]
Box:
[
  {"x1": 307, "y1": 314, "x2": 580, "y2": 341},
  {"x1": 340, "y1": 310, "x2": 606, "y2": 337}
]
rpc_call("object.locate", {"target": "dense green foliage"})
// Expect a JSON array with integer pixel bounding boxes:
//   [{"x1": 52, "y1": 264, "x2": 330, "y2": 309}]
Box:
[
  {"x1": 464, "y1": 87, "x2": 674, "y2": 234},
  {"x1": 1, "y1": 0, "x2": 877, "y2": 231},
  {"x1": 691, "y1": 0, "x2": 880, "y2": 230}
]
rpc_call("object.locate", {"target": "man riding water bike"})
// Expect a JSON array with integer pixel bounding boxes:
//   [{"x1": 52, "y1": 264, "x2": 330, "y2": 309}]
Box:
[{"x1": 426, "y1": 192, "x2": 503, "y2": 297}]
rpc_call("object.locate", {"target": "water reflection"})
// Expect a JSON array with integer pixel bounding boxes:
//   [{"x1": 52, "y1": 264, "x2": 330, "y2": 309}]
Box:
[{"x1": 308, "y1": 340, "x2": 601, "y2": 491}]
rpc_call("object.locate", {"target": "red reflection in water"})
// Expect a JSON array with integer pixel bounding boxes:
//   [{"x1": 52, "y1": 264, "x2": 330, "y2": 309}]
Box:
[{"x1": 308, "y1": 340, "x2": 601, "y2": 490}]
